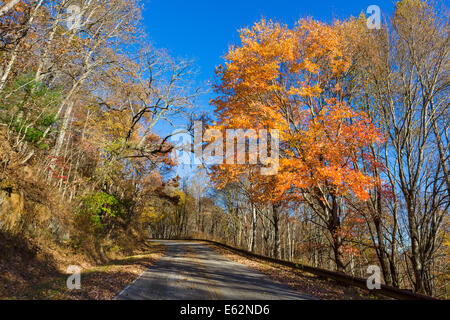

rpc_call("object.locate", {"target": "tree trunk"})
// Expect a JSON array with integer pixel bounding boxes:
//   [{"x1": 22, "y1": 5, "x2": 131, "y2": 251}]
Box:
[
  {"x1": 0, "y1": 0, "x2": 21, "y2": 17},
  {"x1": 0, "y1": 45, "x2": 18, "y2": 92},
  {"x1": 407, "y1": 200, "x2": 425, "y2": 294},
  {"x1": 287, "y1": 219, "x2": 293, "y2": 261},
  {"x1": 374, "y1": 217, "x2": 392, "y2": 285},
  {"x1": 328, "y1": 197, "x2": 345, "y2": 272},
  {"x1": 272, "y1": 202, "x2": 281, "y2": 259},
  {"x1": 249, "y1": 204, "x2": 257, "y2": 252}
]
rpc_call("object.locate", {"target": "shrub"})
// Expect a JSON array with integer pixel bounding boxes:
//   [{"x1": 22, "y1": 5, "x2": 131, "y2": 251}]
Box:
[{"x1": 76, "y1": 192, "x2": 122, "y2": 234}]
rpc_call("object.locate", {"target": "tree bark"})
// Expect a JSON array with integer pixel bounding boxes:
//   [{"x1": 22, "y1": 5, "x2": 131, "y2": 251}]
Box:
[
  {"x1": 249, "y1": 204, "x2": 257, "y2": 252},
  {"x1": 0, "y1": 0, "x2": 21, "y2": 18},
  {"x1": 272, "y1": 202, "x2": 281, "y2": 259}
]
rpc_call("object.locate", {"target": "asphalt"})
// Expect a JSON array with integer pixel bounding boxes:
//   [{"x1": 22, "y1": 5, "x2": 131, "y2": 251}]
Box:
[{"x1": 116, "y1": 240, "x2": 314, "y2": 300}]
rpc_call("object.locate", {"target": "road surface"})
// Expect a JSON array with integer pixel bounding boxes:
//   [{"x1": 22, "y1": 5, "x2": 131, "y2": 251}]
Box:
[{"x1": 116, "y1": 240, "x2": 314, "y2": 300}]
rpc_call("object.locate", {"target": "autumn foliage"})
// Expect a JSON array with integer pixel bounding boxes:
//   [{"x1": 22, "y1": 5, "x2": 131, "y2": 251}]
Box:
[
  {"x1": 0, "y1": 0, "x2": 447, "y2": 298},
  {"x1": 210, "y1": 18, "x2": 386, "y2": 270}
]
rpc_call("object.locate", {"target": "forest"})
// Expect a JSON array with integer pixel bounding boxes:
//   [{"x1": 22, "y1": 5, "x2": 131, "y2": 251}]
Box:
[{"x1": 0, "y1": 0, "x2": 448, "y2": 298}]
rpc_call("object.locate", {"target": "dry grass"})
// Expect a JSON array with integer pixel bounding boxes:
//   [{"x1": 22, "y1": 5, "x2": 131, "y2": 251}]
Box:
[
  {"x1": 28, "y1": 245, "x2": 166, "y2": 300},
  {"x1": 0, "y1": 233, "x2": 166, "y2": 300}
]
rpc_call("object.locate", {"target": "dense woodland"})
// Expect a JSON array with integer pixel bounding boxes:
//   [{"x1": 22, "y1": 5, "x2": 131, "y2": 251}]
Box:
[{"x1": 0, "y1": 0, "x2": 448, "y2": 298}]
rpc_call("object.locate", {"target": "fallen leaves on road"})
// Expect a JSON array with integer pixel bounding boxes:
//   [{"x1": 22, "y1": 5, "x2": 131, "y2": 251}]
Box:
[{"x1": 210, "y1": 244, "x2": 385, "y2": 300}]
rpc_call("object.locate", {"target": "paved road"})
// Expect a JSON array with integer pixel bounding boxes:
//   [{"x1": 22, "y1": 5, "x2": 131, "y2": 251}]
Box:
[{"x1": 117, "y1": 240, "x2": 313, "y2": 300}]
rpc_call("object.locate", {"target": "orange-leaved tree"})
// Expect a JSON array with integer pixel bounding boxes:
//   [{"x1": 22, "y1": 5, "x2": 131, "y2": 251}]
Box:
[{"x1": 211, "y1": 19, "x2": 385, "y2": 271}]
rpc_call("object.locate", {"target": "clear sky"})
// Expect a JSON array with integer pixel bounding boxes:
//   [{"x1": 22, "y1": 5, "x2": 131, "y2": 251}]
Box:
[{"x1": 142, "y1": 0, "x2": 397, "y2": 116}]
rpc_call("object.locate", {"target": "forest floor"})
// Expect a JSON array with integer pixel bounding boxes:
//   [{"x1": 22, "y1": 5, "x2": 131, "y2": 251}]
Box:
[
  {"x1": 210, "y1": 244, "x2": 387, "y2": 300},
  {"x1": 0, "y1": 232, "x2": 166, "y2": 300}
]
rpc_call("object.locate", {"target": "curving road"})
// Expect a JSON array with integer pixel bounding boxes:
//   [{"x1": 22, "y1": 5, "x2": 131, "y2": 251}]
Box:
[{"x1": 116, "y1": 240, "x2": 314, "y2": 300}]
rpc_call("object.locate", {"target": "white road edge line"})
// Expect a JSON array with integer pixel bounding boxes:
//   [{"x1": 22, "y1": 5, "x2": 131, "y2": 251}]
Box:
[{"x1": 113, "y1": 270, "x2": 148, "y2": 300}]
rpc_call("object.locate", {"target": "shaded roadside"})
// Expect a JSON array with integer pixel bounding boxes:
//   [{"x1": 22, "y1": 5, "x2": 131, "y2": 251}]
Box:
[
  {"x1": 0, "y1": 232, "x2": 166, "y2": 300},
  {"x1": 210, "y1": 244, "x2": 385, "y2": 300}
]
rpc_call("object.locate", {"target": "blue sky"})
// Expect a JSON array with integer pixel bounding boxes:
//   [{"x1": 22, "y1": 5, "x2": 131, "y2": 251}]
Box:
[{"x1": 142, "y1": 0, "x2": 397, "y2": 117}]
